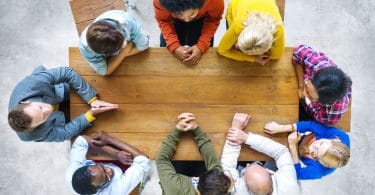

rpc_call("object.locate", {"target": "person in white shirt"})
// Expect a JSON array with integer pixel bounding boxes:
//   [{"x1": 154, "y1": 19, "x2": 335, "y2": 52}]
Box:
[
  {"x1": 221, "y1": 113, "x2": 300, "y2": 195},
  {"x1": 66, "y1": 132, "x2": 150, "y2": 194}
]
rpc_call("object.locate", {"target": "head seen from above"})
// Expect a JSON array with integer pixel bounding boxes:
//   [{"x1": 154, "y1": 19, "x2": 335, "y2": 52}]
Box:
[
  {"x1": 243, "y1": 162, "x2": 273, "y2": 195},
  {"x1": 8, "y1": 102, "x2": 53, "y2": 131},
  {"x1": 311, "y1": 66, "x2": 352, "y2": 104},
  {"x1": 197, "y1": 168, "x2": 233, "y2": 195},
  {"x1": 309, "y1": 139, "x2": 350, "y2": 168},
  {"x1": 87, "y1": 20, "x2": 125, "y2": 56},
  {"x1": 160, "y1": 0, "x2": 204, "y2": 22},
  {"x1": 238, "y1": 12, "x2": 278, "y2": 56},
  {"x1": 72, "y1": 164, "x2": 114, "y2": 194}
]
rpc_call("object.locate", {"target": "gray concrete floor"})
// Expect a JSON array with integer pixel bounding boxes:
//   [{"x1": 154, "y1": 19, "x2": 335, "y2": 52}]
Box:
[{"x1": 0, "y1": 0, "x2": 374, "y2": 194}]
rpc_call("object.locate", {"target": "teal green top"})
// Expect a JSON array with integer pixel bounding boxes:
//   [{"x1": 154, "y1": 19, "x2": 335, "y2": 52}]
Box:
[{"x1": 156, "y1": 127, "x2": 222, "y2": 195}]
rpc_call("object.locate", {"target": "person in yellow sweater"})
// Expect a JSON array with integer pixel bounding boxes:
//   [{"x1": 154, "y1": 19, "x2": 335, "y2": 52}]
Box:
[{"x1": 218, "y1": 0, "x2": 284, "y2": 65}]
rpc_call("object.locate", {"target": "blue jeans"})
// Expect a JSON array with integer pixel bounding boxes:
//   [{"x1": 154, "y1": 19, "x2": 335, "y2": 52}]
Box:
[
  {"x1": 55, "y1": 83, "x2": 70, "y2": 122},
  {"x1": 160, "y1": 17, "x2": 214, "y2": 47}
]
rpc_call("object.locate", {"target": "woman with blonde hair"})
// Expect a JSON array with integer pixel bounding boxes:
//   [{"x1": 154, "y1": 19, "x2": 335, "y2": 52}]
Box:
[
  {"x1": 218, "y1": 0, "x2": 284, "y2": 65},
  {"x1": 264, "y1": 121, "x2": 350, "y2": 180}
]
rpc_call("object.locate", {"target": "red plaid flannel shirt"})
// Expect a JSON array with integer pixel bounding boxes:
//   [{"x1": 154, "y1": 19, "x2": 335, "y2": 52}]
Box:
[{"x1": 292, "y1": 45, "x2": 352, "y2": 124}]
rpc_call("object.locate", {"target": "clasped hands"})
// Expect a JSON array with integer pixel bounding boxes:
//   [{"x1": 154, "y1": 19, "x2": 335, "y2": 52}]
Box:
[
  {"x1": 176, "y1": 112, "x2": 198, "y2": 131},
  {"x1": 90, "y1": 132, "x2": 133, "y2": 165},
  {"x1": 226, "y1": 113, "x2": 251, "y2": 146},
  {"x1": 89, "y1": 99, "x2": 118, "y2": 116},
  {"x1": 173, "y1": 45, "x2": 202, "y2": 65}
]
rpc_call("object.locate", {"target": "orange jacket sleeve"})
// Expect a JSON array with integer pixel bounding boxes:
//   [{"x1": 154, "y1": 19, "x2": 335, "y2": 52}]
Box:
[
  {"x1": 197, "y1": 0, "x2": 224, "y2": 53},
  {"x1": 153, "y1": 0, "x2": 181, "y2": 52}
]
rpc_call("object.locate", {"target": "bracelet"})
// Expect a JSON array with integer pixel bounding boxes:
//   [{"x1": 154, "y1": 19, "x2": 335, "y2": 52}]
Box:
[{"x1": 290, "y1": 124, "x2": 295, "y2": 132}]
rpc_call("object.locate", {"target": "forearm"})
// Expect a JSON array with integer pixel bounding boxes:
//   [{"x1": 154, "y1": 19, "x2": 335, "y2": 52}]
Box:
[
  {"x1": 84, "y1": 135, "x2": 123, "y2": 159},
  {"x1": 277, "y1": 123, "x2": 297, "y2": 133},
  {"x1": 288, "y1": 144, "x2": 300, "y2": 164},
  {"x1": 45, "y1": 67, "x2": 97, "y2": 101},
  {"x1": 108, "y1": 137, "x2": 145, "y2": 157},
  {"x1": 106, "y1": 43, "x2": 134, "y2": 75},
  {"x1": 193, "y1": 127, "x2": 221, "y2": 170},
  {"x1": 156, "y1": 128, "x2": 181, "y2": 180},
  {"x1": 197, "y1": 17, "x2": 222, "y2": 53},
  {"x1": 294, "y1": 64, "x2": 305, "y2": 89}
]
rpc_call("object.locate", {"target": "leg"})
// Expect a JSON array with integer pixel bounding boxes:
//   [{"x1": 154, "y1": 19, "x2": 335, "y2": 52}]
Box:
[
  {"x1": 185, "y1": 17, "x2": 205, "y2": 47},
  {"x1": 160, "y1": 33, "x2": 166, "y2": 47},
  {"x1": 58, "y1": 83, "x2": 70, "y2": 122},
  {"x1": 299, "y1": 102, "x2": 314, "y2": 121},
  {"x1": 264, "y1": 161, "x2": 277, "y2": 171},
  {"x1": 160, "y1": 19, "x2": 187, "y2": 47}
]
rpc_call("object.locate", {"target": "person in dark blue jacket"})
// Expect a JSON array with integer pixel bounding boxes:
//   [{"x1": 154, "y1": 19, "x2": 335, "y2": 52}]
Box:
[{"x1": 264, "y1": 120, "x2": 350, "y2": 180}]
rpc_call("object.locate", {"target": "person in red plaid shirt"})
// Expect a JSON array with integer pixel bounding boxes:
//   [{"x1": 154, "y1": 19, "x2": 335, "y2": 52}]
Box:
[{"x1": 293, "y1": 45, "x2": 352, "y2": 124}]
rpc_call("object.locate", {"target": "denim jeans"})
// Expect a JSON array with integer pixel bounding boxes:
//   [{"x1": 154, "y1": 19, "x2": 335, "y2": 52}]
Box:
[{"x1": 160, "y1": 17, "x2": 214, "y2": 47}]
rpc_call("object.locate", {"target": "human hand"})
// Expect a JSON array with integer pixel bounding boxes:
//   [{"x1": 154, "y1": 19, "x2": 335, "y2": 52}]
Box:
[
  {"x1": 91, "y1": 131, "x2": 113, "y2": 146},
  {"x1": 90, "y1": 99, "x2": 118, "y2": 116},
  {"x1": 117, "y1": 151, "x2": 133, "y2": 165},
  {"x1": 255, "y1": 55, "x2": 270, "y2": 65},
  {"x1": 173, "y1": 46, "x2": 190, "y2": 61},
  {"x1": 226, "y1": 128, "x2": 248, "y2": 146},
  {"x1": 298, "y1": 87, "x2": 304, "y2": 99},
  {"x1": 182, "y1": 45, "x2": 202, "y2": 65},
  {"x1": 231, "y1": 113, "x2": 251, "y2": 130},
  {"x1": 176, "y1": 112, "x2": 198, "y2": 131},
  {"x1": 233, "y1": 42, "x2": 240, "y2": 50},
  {"x1": 264, "y1": 121, "x2": 285, "y2": 134},
  {"x1": 288, "y1": 132, "x2": 301, "y2": 146}
]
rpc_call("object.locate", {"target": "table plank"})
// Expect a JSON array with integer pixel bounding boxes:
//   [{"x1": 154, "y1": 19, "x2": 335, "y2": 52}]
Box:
[
  {"x1": 71, "y1": 75, "x2": 298, "y2": 105},
  {"x1": 71, "y1": 104, "x2": 298, "y2": 133},
  {"x1": 84, "y1": 132, "x2": 288, "y2": 161},
  {"x1": 69, "y1": 0, "x2": 126, "y2": 35},
  {"x1": 69, "y1": 47, "x2": 295, "y2": 76}
]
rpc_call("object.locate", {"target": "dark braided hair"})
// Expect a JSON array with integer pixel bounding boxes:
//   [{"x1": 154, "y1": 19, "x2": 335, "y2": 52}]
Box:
[{"x1": 72, "y1": 166, "x2": 97, "y2": 194}]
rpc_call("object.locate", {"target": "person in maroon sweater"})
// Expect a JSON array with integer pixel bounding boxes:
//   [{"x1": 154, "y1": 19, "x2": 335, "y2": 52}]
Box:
[{"x1": 154, "y1": 0, "x2": 223, "y2": 65}]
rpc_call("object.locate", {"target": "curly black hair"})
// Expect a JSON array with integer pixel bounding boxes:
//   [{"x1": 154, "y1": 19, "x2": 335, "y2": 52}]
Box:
[{"x1": 160, "y1": 0, "x2": 205, "y2": 14}]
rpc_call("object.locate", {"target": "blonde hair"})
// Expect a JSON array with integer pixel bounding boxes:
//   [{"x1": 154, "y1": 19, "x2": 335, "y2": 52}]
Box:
[
  {"x1": 238, "y1": 12, "x2": 278, "y2": 56},
  {"x1": 319, "y1": 140, "x2": 350, "y2": 168}
]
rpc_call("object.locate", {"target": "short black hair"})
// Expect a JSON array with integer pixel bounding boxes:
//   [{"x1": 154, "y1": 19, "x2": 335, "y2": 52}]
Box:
[
  {"x1": 312, "y1": 66, "x2": 352, "y2": 104},
  {"x1": 160, "y1": 0, "x2": 205, "y2": 14},
  {"x1": 72, "y1": 166, "x2": 97, "y2": 194},
  {"x1": 197, "y1": 168, "x2": 231, "y2": 195}
]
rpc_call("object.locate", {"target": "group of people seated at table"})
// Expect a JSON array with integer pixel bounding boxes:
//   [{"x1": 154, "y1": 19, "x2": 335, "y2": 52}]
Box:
[{"x1": 7, "y1": 0, "x2": 352, "y2": 194}]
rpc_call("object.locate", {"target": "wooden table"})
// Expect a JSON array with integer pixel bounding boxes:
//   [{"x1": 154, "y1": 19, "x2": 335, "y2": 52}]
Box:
[{"x1": 70, "y1": 47, "x2": 300, "y2": 161}]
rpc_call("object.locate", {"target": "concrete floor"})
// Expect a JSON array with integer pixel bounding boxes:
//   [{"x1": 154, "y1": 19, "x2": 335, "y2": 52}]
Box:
[{"x1": 0, "y1": 0, "x2": 374, "y2": 194}]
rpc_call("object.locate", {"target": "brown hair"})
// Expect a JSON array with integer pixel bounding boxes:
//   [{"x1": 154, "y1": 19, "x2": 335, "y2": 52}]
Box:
[
  {"x1": 8, "y1": 104, "x2": 32, "y2": 132},
  {"x1": 86, "y1": 21, "x2": 124, "y2": 55},
  {"x1": 197, "y1": 168, "x2": 231, "y2": 194},
  {"x1": 319, "y1": 140, "x2": 350, "y2": 168}
]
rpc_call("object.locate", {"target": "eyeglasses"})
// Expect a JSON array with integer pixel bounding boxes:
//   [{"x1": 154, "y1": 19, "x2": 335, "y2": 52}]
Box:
[{"x1": 223, "y1": 170, "x2": 237, "y2": 195}]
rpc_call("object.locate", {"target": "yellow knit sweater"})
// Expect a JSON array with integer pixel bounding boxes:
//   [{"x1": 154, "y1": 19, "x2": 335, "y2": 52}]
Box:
[{"x1": 218, "y1": 0, "x2": 284, "y2": 62}]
